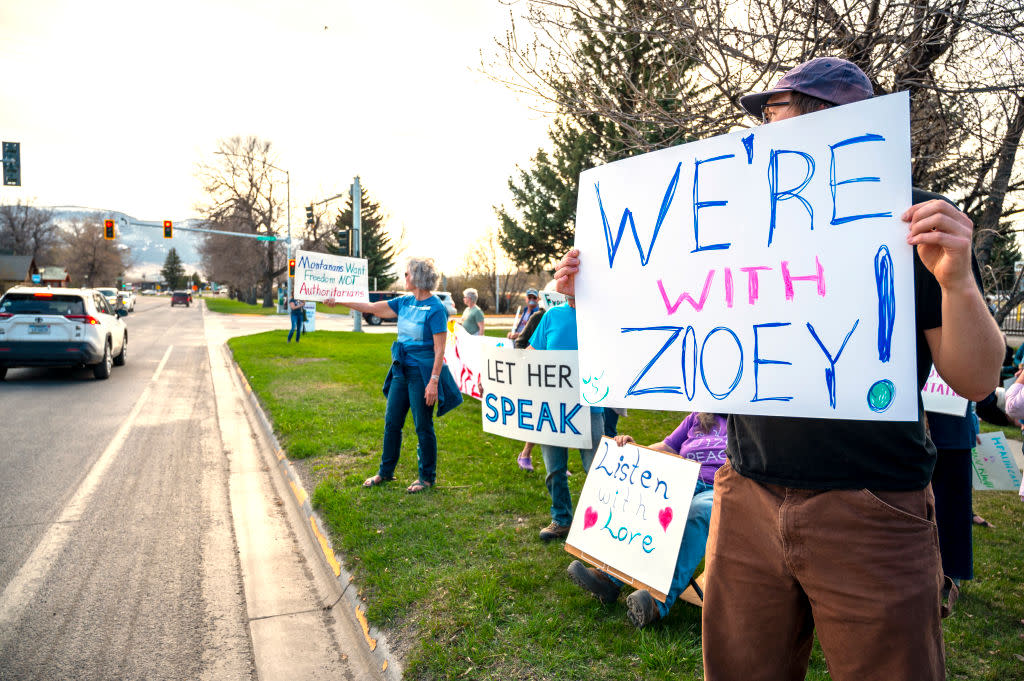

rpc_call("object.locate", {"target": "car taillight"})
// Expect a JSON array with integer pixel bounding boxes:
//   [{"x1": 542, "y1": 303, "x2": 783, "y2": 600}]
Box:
[
  {"x1": 65, "y1": 314, "x2": 100, "y2": 325},
  {"x1": 0, "y1": 312, "x2": 11, "y2": 319}
]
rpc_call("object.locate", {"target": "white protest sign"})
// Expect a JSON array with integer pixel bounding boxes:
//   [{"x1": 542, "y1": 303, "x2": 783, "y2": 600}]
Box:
[
  {"x1": 444, "y1": 322, "x2": 507, "y2": 400},
  {"x1": 574, "y1": 93, "x2": 915, "y2": 421},
  {"x1": 921, "y1": 365, "x2": 968, "y2": 416},
  {"x1": 293, "y1": 249, "x2": 368, "y2": 303},
  {"x1": 481, "y1": 346, "x2": 592, "y2": 448},
  {"x1": 302, "y1": 301, "x2": 316, "y2": 332},
  {"x1": 565, "y1": 439, "x2": 700, "y2": 601},
  {"x1": 971, "y1": 431, "x2": 1023, "y2": 491}
]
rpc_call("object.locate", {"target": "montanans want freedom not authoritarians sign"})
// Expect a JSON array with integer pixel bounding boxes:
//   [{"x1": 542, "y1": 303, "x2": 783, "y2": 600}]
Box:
[{"x1": 292, "y1": 249, "x2": 369, "y2": 303}]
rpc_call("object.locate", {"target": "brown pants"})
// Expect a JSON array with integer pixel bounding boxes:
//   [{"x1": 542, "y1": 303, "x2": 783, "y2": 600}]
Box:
[{"x1": 702, "y1": 463, "x2": 945, "y2": 681}]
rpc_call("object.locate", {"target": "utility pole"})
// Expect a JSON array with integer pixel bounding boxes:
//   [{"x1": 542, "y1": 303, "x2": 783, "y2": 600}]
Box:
[{"x1": 352, "y1": 175, "x2": 363, "y2": 333}]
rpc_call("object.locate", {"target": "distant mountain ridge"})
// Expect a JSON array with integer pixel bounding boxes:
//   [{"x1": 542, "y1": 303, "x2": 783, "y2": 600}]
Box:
[{"x1": 48, "y1": 208, "x2": 204, "y2": 279}]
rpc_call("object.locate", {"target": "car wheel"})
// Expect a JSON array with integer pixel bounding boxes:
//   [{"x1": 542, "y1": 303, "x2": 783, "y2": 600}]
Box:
[
  {"x1": 369, "y1": 314, "x2": 382, "y2": 326},
  {"x1": 113, "y1": 333, "x2": 127, "y2": 366},
  {"x1": 93, "y1": 340, "x2": 112, "y2": 379}
]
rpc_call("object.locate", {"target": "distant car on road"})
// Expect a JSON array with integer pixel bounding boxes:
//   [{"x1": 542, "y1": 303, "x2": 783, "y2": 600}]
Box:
[
  {"x1": 117, "y1": 290, "x2": 136, "y2": 312},
  {"x1": 434, "y1": 291, "x2": 457, "y2": 317},
  {"x1": 170, "y1": 291, "x2": 191, "y2": 307},
  {"x1": 0, "y1": 286, "x2": 128, "y2": 380},
  {"x1": 96, "y1": 287, "x2": 119, "y2": 309},
  {"x1": 363, "y1": 291, "x2": 402, "y2": 325}
]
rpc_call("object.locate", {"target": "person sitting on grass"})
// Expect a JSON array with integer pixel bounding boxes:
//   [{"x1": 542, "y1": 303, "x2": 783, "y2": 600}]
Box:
[
  {"x1": 567, "y1": 412, "x2": 727, "y2": 628},
  {"x1": 325, "y1": 257, "x2": 462, "y2": 493}
]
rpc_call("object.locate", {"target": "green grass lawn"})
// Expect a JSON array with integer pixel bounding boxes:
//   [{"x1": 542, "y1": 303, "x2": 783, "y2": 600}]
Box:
[
  {"x1": 204, "y1": 297, "x2": 349, "y2": 315},
  {"x1": 229, "y1": 330, "x2": 1024, "y2": 681}
]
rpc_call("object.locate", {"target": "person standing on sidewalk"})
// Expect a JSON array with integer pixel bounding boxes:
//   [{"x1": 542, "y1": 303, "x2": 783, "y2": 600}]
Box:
[
  {"x1": 552, "y1": 57, "x2": 1004, "y2": 681},
  {"x1": 287, "y1": 296, "x2": 305, "y2": 343}
]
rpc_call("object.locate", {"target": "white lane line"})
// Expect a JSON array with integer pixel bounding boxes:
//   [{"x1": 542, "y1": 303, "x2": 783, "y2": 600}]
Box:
[{"x1": 0, "y1": 345, "x2": 174, "y2": 634}]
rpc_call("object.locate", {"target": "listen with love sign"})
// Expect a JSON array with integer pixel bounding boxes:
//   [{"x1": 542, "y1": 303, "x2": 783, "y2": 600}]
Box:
[{"x1": 565, "y1": 438, "x2": 700, "y2": 601}]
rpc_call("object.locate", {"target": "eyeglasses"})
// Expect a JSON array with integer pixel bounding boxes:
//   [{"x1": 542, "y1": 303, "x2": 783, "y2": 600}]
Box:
[{"x1": 761, "y1": 100, "x2": 791, "y2": 123}]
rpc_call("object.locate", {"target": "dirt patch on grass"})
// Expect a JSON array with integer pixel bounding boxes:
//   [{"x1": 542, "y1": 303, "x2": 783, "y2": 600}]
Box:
[{"x1": 285, "y1": 357, "x2": 330, "y2": 364}]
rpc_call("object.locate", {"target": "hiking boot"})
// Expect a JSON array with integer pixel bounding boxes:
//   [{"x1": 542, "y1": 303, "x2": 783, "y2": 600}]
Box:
[
  {"x1": 567, "y1": 560, "x2": 620, "y2": 605},
  {"x1": 626, "y1": 589, "x2": 661, "y2": 629},
  {"x1": 539, "y1": 521, "x2": 570, "y2": 541}
]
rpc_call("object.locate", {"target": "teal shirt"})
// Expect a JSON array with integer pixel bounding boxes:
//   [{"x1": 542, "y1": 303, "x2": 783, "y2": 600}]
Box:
[
  {"x1": 387, "y1": 294, "x2": 448, "y2": 368},
  {"x1": 461, "y1": 306, "x2": 484, "y2": 335},
  {"x1": 529, "y1": 304, "x2": 602, "y2": 413}
]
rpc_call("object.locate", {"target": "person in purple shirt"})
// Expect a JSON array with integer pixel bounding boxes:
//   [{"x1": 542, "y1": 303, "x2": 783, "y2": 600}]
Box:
[{"x1": 567, "y1": 412, "x2": 727, "y2": 628}]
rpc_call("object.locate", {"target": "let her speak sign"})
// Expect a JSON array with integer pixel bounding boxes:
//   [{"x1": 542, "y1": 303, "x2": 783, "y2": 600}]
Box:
[
  {"x1": 565, "y1": 439, "x2": 700, "y2": 601},
  {"x1": 574, "y1": 93, "x2": 917, "y2": 420},
  {"x1": 481, "y1": 346, "x2": 592, "y2": 448}
]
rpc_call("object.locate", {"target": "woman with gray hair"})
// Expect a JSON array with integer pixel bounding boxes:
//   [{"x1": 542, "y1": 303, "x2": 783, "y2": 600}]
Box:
[
  {"x1": 326, "y1": 257, "x2": 462, "y2": 493},
  {"x1": 460, "y1": 287, "x2": 485, "y2": 336}
]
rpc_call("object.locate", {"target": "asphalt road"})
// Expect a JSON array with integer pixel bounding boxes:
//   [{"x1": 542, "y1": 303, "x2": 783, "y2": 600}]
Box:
[{"x1": 0, "y1": 296, "x2": 253, "y2": 680}]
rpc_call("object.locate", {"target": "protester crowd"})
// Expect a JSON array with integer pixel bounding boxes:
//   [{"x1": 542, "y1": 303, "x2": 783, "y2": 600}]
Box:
[{"x1": 314, "y1": 57, "x2": 1018, "y2": 680}]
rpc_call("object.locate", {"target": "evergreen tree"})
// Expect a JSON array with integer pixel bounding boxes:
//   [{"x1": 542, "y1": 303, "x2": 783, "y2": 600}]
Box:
[
  {"x1": 496, "y1": 0, "x2": 698, "y2": 273},
  {"x1": 329, "y1": 186, "x2": 398, "y2": 290},
  {"x1": 161, "y1": 248, "x2": 187, "y2": 290}
]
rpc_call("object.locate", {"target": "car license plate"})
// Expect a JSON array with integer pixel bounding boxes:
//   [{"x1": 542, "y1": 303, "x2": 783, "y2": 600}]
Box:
[{"x1": 28, "y1": 324, "x2": 49, "y2": 334}]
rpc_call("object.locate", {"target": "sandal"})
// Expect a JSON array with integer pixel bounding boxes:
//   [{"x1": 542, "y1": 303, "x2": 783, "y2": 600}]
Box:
[
  {"x1": 363, "y1": 475, "x2": 393, "y2": 488},
  {"x1": 972, "y1": 513, "x2": 995, "y2": 528},
  {"x1": 406, "y1": 479, "x2": 434, "y2": 494},
  {"x1": 517, "y1": 454, "x2": 534, "y2": 472}
]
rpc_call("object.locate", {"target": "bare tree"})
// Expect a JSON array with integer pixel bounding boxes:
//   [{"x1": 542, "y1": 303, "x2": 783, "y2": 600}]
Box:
[
  {"x1": 488, "y1": 0, "x2": 1024, "y2": 315},
  {"x1": 0, "y1": 200, "x2": 60, "y2": 263},
  {"x1": 457, "y1": 229, "x2": 531, "y2": 313},
  {"x1": 195, "y1": 136, "x2": 287, "y2": 307},
  {"x1": 59, "y1": 219, "x2": 132, "y2": 288}
]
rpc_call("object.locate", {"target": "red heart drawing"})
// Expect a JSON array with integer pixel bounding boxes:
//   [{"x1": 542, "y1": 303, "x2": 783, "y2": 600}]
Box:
[
  {"x1": 658, "y1": 507, "x2": 673, "y2": 532},
  {"x1": 583, "y1": 506, "x2": 598, "y2": 530}
]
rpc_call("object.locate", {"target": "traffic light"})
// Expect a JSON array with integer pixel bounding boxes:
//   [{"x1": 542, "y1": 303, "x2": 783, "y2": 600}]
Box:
[
  {"x1": 2, "y1": 142, "x2": 20, "y2": 186},
  {"x1": 288, "y1": 258, "x2": 296, "y2": 277},
  {"x1": 163, "y1": 220, "x2": 173, "y2": 239},
  {"x1": 104, "y1": 219, "x2": 115, "y2": 240},
  {"x1": 305, "y1": 205, "x2": 314, "y2": 226},
  {"x1": 336, "y1": 229, "x2": 350, "y2": 257}
]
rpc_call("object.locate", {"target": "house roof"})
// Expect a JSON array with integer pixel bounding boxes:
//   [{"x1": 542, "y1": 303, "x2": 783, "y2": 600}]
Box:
[
  {"x1": 0, "y1": 255, "x2": 36, "y2": 281},
  {"x1": 39, "y1": 266, "x2": 70, "y2": 280}
]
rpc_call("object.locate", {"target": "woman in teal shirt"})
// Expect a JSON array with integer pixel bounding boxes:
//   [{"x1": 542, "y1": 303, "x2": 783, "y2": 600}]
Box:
[{"x1": 327, "y1": 258, "x2": 461, "y2": 493}]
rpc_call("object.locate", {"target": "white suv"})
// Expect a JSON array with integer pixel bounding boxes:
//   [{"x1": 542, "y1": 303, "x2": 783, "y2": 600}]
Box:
[
  {"x1": 433, "y1": 291, "x2": 457, "y2": 317},
  {"x1": 0, "y1": 287, "x2": 128, "y2": 380}
]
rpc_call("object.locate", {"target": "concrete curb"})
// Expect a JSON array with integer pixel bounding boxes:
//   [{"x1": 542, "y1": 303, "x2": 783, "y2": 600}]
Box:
[{"x1": 229, "y1": 356, "x2": 403, "y2": 681}]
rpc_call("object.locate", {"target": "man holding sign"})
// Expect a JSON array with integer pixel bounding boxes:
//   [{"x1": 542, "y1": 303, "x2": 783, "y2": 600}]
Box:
[{"x1": 556, "y1": 57, "x2": 1003, "y2": 681}]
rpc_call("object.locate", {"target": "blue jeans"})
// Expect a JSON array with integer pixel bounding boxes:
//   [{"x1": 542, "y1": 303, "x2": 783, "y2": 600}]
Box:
[
  {"x1": 603, "y1": 409, "x2": 620, "y2": 437},
  {"x1": 380, "y1": 361, "x2": 437, "y2": 483},
  {"x1": 287, "y1": 311, "x2": 304, "y2": 342},
  {"x1": 540, "y1": 410, "x2": 605, "y2": 526},
  {"x1": 609, "y1": 479, "x2": 714, "y2": 618}
]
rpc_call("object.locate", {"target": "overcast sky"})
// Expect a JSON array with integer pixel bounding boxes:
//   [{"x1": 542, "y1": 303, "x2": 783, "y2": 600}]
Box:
[{"x1": 0, "y1": 0, "x2": 550, "y2": 272}]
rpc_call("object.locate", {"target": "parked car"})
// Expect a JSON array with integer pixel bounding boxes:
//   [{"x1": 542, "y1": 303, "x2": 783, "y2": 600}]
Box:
[
  {"x1": 433, "y1": 291, "x2": 457, "y2": 317},
  {"x1": 171, "y1": 291, "x2": 191, "y2": 307},
  {"x1": 364, "y1": 291, "x2": 402, "y2": 325},
  {"x1": 0, "y1": 287, "x2": 128, "y2": 380}
]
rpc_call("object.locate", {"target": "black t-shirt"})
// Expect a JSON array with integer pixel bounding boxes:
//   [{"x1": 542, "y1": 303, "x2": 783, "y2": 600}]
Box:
[{"x1": 727, "y1": 189, "x2": 964, "y2": 491}]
